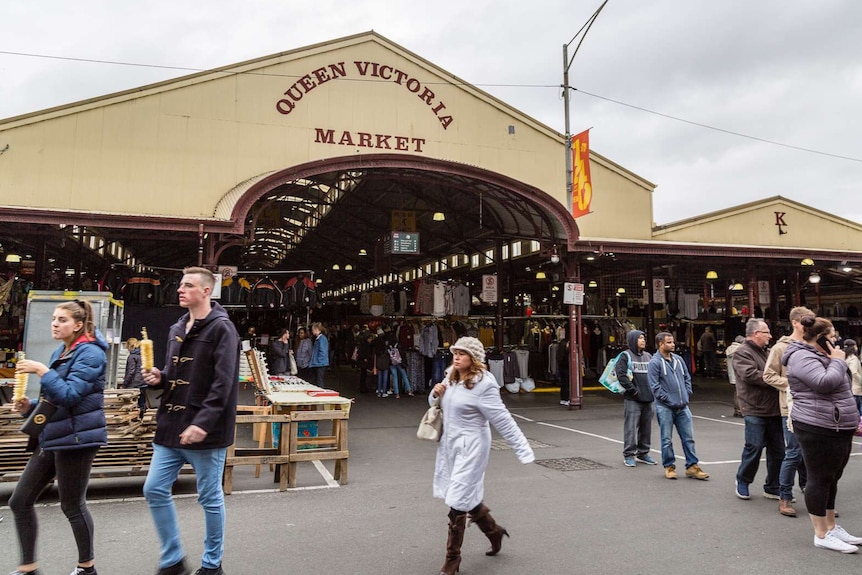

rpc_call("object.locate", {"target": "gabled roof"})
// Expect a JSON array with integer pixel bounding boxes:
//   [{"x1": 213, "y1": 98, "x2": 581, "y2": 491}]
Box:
[{"x1": 654, "y1": 195, "x2": 862, "y2": 233}]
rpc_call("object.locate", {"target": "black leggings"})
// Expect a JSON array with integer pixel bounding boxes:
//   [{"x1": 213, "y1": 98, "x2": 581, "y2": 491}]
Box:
[
  {"x1": 9, "y1": 445, "x2": 100, "y2": 565},
  {"x1": 793, "y1": 422, "x2": 853, "y2": 517}
]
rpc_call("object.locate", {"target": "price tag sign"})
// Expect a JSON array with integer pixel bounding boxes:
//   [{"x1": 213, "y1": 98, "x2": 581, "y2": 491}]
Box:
[{"x1": 564, "y1": 282, "x2": 584, "y2": 305}]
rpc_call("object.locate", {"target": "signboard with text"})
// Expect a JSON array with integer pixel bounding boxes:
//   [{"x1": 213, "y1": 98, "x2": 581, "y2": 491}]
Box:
[
  {"x1": 564, "y1": 282, "x2": 584, "y2": 305},
  {"x1": 390, "y1": 232, "x2": 420, "y2": 255}
]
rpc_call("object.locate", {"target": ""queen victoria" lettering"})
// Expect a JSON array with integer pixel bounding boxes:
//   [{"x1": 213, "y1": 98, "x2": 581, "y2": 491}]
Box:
[{"x1": 276, "y1": 60, "x2": 454, "y2": 130}]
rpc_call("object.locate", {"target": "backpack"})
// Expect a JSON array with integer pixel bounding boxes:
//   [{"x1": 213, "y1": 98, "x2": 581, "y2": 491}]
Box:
[
  {"x1": 598, "y1": 351, "x2": 632, "y2": 394},
  {"x1": 388, "y1": 345, "x2": 403, "y2": 366}
]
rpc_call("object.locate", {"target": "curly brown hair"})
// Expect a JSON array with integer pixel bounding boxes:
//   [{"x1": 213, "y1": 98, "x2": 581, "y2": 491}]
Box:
[{"x1": 446, "y1": 354, "x2": 487, "y2": 390}]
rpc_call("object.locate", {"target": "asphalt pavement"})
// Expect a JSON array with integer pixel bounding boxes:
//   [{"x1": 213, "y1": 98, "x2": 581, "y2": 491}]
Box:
[{"x1": 2, "y1": 368, "x2": 862, "y2": 574}]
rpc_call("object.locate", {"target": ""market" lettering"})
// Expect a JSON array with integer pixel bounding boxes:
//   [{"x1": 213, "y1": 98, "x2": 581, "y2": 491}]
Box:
[
  {"x1": 276, "y1": 60, "x2": 454, "y2": 130},
  {"x1": 314, "y1": 128, "x2": 426, "y2": 153}
]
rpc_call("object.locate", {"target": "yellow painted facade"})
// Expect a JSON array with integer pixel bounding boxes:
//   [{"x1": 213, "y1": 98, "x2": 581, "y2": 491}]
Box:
[
  {"x1": 0, "y1": 32, "x2": 645, "y2": 233},
  {"x1": 653, "y1": 196, "x2": 862, "y2": 251}
]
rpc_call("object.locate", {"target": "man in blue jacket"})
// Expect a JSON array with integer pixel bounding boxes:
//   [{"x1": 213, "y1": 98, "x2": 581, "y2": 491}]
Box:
[
  {"x1": 648, "y1": 331, "x2": 709, "y2": 481},
  {"x1": 142, "y1": 267, "x2": 240, "y2": 575},
  {"x1": 616, "y1": 330, "x2": 656, "y2": 467}
]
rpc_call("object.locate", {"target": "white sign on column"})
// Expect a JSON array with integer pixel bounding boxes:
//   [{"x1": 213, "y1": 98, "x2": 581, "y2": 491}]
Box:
[
  {"x1": 652, "y1": 278, "x2": 666, "y2": 304},
  {"x1": 481, "y1": 274, "x2": 498, "y2": 303}
]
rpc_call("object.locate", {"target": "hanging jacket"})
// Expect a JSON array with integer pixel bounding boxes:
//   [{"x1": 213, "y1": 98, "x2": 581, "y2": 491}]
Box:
[{"x1": 37, "y1": 331, "x2": 109, "y2": 451}]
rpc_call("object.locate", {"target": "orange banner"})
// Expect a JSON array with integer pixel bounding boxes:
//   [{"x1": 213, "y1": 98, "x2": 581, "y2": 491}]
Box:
[{"x1": 571, "y1": 129, "x2": 592, "y2": 219}]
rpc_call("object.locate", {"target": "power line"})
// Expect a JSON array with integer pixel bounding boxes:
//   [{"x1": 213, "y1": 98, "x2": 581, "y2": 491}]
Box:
[
  {"x1": 2, "y1": 48, "x2": 860, "y2": 163},
  {"x1": 573, "y1": 88, "x2": 862, "y2": 164}
]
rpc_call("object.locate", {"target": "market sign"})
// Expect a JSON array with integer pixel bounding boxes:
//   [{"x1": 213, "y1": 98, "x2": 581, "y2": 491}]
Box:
[
  {"x1": 564, "y1": 282, "x2": 584, "y2": 305},
  {"x1": 390, "y1": 232, "x2": 419, "y2": 254},
  {"x1": 481, "y1": 274, "x2": 498, "y2": 303}
]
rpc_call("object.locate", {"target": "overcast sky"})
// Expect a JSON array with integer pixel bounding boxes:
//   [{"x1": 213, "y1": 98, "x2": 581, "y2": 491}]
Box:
[{"x1": 2, "y1": 0, "x2": 861, "y2": 225}]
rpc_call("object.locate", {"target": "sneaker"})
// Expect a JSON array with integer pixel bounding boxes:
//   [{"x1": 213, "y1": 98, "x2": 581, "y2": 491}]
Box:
[
  {"x1": 559, "y1": 400, "x2": 570, "y2": 406},
  {"x1": 636, "y1": 454, "x2": 657, "y2": 465},
  {"x1": 685, "y1": 464, "x2": 709, "y2": 480},
  {"x1": 829, "y1": 525, "x2": 862, "y2": 545},
  {"x1": 10, "y1": 571, "x2": 44, "y2": 575},
  {"x1": 156, "y1": 559, "x2": 190, "y2": 575},
  {"x1": 736, "y1": 480, "x2": 750, "y2": 499},
  {"x1": 763, "y1": 491, "x2": 780, "y2": 500},
  {"x1": 664, "y1": 465, "x2": 677, "y2": 480},
  {"x1": 814, "y1": 533, "x2": 858, "y2": 553},
  {"x1": 69, "y1": 569, "x2": 97, "y2": 575},
  {"x1": 193, "y1": 568, "x2": 225, "y2": 575},
  {"x1": 624, "y1": 457, "x2": 636, "y2": 467}
]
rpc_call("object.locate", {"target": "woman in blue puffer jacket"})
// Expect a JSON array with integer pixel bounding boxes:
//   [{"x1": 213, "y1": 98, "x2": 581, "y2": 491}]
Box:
[
  {"x1": 784, "y1": 315, "x2": 860, "y2": 554},
  {"x1": 10, "y1": 299, "x2": 108, "y2": 575}
]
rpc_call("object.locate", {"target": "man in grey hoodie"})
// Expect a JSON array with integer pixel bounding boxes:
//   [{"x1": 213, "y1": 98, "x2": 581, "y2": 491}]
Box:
[
  {"x1": 616, "y1": 330, "x2": 655, "y2": 467},
  {"x1": 648, "y1": 331, "x2": 709, "y2": 480}
]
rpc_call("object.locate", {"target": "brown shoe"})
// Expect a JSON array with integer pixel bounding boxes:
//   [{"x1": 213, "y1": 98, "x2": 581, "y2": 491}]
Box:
[
  {"x1": 685, "y1": 464, "x2": 709, "y2": 480},
  {"x1": 665, "y1": 465, "x2": 677, "y2": 480},
  {"x1": 779, "y1": 499, "x2": 797, "y2": 517}
]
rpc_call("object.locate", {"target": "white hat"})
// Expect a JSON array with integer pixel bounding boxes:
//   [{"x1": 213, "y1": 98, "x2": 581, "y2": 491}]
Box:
[{"x1": 450, "y1": 336, "x2": 486, "y2": 363}]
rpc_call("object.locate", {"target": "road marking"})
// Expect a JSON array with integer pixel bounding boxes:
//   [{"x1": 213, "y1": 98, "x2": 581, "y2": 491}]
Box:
[{"x1": 693, "y1": 415, "x2": 745, "y2": 426}]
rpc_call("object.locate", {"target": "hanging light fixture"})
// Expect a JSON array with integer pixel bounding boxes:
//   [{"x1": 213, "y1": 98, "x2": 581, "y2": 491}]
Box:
[
  {"x1": 331, "y1": 264, "x2": 340, "y2": 271},
  {"x1": 588, "y1": 280, "x2": 598, "y2": 288},
  {"x1": 800, "y1": 258, "x2": 815, "y2": 266},
  {"x1": 730, "y1": 282, "x2": 744, "y2": 291},
  {"x1": 344, "y1": 264, "x2": 353, "y2": 271},
  {"x1": 358, "y1": 249, "x2": 368, "y2": 256},
  {"x1": 432, "y1": 212, "x2": 446, "y2": 222},
  {"x1": 535, "y1": 271, "x2": 547, "y2": 280},
  {"x1": 5, "y1": 254, "x2": 21, "y2": 263},
  {"x1": 809, "y1": 272, "x2": 821, "y2": 284},
  {"x1": 617, "y1": 287, "x2": 626, "y2": 294},
  {"x1": 706, "y1": 270, "x2": 718, "y2": 279}
]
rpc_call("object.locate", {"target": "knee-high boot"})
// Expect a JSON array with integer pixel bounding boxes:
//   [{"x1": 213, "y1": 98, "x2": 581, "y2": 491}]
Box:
[
  {"x1": 439, "y1": 510, "x2": 466, "y2": 575},
  {"x1": 469, "y1": 503, "x2": 510, "y2": 556}
]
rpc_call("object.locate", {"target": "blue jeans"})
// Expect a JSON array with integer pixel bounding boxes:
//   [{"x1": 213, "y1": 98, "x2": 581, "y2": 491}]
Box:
[
  {"x1": 778, "y1": 416, "x2": 807, "y2": 500},
  {"x1": 389, "y1": 364, "x2": 411, "y2": 395},
  {"x1": 376, "y1": 368, "x2": 390, "y2": 395},
  {"x1": 655, "y1": 403, "x2": 699, "y2": 468},
  {"x1": 736, "y1": 415, "x2": 785, "y2": 493},
  {"x1": 623, "y1": 399, "x2": 654, "y2": 458},
  {"x1": 143, "y1": 444, "x2": 228, "y2": 570}
]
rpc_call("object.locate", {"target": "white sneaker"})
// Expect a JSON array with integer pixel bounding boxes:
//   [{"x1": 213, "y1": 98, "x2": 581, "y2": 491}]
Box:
[
  {"x1": 560, "y1": 400, "x2": 570, "y2": 406},
  {"x1": 814, "y1": 533, "x2": 859, "y2": 553},
  {"x1": 829, "y1": 525, "x2": 862, "y2": 545}
]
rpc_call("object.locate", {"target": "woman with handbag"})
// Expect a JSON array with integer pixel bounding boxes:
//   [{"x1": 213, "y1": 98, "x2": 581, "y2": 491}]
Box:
[
  {"x1": 9, "y1": 300, "x2": 108, "y2": 575},
  {"x1": 429, "y1": 337, "x2": 534, "y2": 575}
]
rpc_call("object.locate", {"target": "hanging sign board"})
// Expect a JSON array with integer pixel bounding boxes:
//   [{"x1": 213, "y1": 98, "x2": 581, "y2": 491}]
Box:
[
  {"x1": 652, "y1": 278, "x2": 666, "y2": 304},
  {"x1": 757, "y1": 280, "x2": 771, "y2": 305},
  {"x1": 564, "y1": 282, "x2": 584, "y2": 305},
  {"x1": 391, "y1": 210, "x2": 417, "y2": 232},
  {"x1": 390, "y1": 232, "x2": 420, "y2": 254},
  {"x1": 481, "y1": 274, "x2": 497, "y2": 303}
]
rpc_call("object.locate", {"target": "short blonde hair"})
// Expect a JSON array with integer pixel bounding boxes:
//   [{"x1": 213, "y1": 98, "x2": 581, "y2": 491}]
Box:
[{"x1": 126, "y1": 337, "x2": 140, "y2": 350}]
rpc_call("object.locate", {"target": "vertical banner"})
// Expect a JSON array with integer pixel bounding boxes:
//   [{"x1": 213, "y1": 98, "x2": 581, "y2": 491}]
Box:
[{"x1": 571, "y1": 129, "x2": 593, "y2": 219}]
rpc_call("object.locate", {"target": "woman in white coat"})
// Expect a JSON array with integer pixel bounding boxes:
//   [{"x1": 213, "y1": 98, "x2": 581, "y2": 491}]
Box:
[{"x1": 429, "y1": 337, "x2": 534, "y2": 575}]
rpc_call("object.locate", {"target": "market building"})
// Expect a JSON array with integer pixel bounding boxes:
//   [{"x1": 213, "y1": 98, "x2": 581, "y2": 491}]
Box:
[{"x1": 1, "y1": 31, "x2": 861, "y2": 407}]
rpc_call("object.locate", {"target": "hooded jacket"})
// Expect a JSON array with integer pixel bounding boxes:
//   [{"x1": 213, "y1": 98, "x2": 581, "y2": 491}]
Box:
[
  {"x1": 615, "y1": 330, "x2": 654, "y2": 403},
  {"x1": 38, "y1": 330, "x2": 109, "y2": 451},
  {"x1": 648, "y1": 350, "x2": 691, "y2": 410},
  {"x1": 153, "y1": 302, "x2": 240, "y2": 449},
  {"x1": 783, "y1": 340, "x2": 857, "y2": 432},
  {"x1": 733, "y1": 339, "x2": 779, "y2": 417}
]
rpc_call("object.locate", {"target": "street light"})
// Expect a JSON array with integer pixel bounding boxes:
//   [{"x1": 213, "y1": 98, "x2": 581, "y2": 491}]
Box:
[{"x1": 563, "y1": 0, "x2": 610, "y2": 213}]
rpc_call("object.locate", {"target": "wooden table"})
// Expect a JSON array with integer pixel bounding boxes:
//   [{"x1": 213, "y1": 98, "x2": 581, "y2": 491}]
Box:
[{"x1": 265, "y1": 391, "x2": 351, "y2": 488}]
